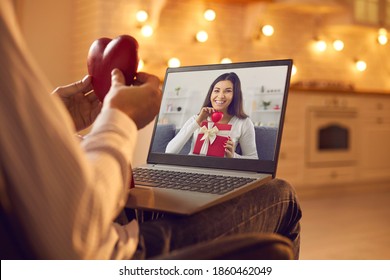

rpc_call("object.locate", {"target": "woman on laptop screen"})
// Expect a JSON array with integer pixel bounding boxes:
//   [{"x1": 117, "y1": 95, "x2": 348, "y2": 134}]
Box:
[{"x1": 165, "y1": 72, "x2": 258, "y2": 159}]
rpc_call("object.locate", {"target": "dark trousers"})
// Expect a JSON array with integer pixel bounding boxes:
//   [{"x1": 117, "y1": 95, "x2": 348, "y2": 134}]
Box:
[{"x1": 130, "y1": 178, "x2": 302, "y2": 259}]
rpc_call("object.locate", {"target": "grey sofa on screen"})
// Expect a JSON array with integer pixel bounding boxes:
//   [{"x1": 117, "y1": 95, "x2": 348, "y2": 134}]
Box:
[{"x1": 151, "y1": 123, "x2": 278, "y2": 160}]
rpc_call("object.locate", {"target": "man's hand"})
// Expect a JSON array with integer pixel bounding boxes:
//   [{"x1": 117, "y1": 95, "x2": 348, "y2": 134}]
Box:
[
  {"x1": 103, "y1": 69, "x2": 162, "y2": 129},
  {"x1": 52, "y1": 75, "x2": 102, "y2": 131}
]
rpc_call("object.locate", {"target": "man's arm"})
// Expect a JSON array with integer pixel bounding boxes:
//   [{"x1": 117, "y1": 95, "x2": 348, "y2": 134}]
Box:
[{"x1": 0, "y1": 0, "x2": 160, "y2": 259}]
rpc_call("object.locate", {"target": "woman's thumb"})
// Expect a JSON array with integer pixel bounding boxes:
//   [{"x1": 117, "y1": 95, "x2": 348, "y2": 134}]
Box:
[{"x1": 111, "y1": 68, "x2": 125, "y2": 86}]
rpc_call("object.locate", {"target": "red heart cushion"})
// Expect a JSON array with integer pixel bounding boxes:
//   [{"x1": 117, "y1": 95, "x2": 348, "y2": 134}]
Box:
[
  {"x1": 211, "y1": 111, "x2": 223, "y2": 123},
  {"x1": 87, "y1": 35, "x2": 139, "y2": 101}
]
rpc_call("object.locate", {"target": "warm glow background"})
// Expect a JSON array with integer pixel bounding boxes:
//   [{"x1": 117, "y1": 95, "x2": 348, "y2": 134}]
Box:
[{"x1": 16, "y1": 0, "x2": 390, "y2": 167}]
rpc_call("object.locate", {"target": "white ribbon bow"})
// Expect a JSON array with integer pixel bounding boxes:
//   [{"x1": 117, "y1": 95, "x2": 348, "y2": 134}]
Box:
[{"x1": 199, "y1": 125, "x2": 219, "y2": 145}]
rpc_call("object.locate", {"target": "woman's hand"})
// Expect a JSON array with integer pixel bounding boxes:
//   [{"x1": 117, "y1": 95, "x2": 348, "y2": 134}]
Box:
[
  {"x1": 52, "y1": 75, "x2": 102, "y2": 131},
  {"x1": 224, "y1": 137, "x2": 234, "y2": 158},
  {"x1": 196, "y1": 107, "x2": 215, "y2": 126}
]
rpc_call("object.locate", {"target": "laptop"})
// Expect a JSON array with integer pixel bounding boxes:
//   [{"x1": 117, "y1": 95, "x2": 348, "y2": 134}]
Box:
[{"x1": 126, "y1": 59, "x2": 293, "y2": 215}]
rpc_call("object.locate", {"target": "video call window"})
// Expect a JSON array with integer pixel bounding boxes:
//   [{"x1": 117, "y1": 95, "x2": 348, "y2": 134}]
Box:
[{"x1": 151, "y1": 64, "x2": 289, "y2": 162}]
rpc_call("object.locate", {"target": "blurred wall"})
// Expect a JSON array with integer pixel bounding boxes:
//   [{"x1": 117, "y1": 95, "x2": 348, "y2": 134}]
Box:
[{"x1": 18, "y1": 0, "x2": 73, "y2": 86}]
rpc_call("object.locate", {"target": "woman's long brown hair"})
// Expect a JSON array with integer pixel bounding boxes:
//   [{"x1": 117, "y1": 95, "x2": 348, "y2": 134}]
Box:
[{"x1": 201, "y1": 72, "x2": 248, "y2": 119}]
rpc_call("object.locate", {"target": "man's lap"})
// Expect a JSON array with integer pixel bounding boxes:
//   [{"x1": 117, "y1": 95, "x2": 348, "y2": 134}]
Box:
[{"x1": 131, "y1": 178, "x2": 302, "y2": 259}]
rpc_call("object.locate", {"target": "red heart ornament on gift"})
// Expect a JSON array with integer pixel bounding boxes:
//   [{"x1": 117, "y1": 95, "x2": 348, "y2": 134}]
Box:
[
  {"x1": 87, "y1": 35, "x2": 139, "y2": 101},
  {"x1": 211, "y1": 111, "x2": 223, "y2": 123}
]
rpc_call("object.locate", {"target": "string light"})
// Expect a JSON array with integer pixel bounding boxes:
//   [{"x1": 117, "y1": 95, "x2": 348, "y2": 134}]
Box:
[
  {"x1": 220, "y1": 58, "x2": 232, "y2": 64},
  {"x1": 141, "y1": 24, "x2": 153, "y2": 37},
  {"x1": 332, "y1": 39, "x2": 344, "y2": 51},
  {"x1": 168, "y1": 57, "x2": 181, "y2": 68},
  {"x1": 262, "y1": 25, "x2": 274, "y2": 37},
  {"x1": 204, "y1": 9, "x2": 216, "y2": 21},
  {"x1": 292, "y1": 64, "x2": 297, "y2": 76},
  {"x1": 136, "y1": 10, "x2": 148, "y2": 23},
  {"x1": 378, "y1": 28, "x2": 388, "y2": 45},
  {"x1": 315, "y1": 39, "x2": 327, "y2": 52},
  {"x1": 355, "y1": 60, "x2": 367, "y2": 72},
  {"x1": 137, "y1": 59, "x2": 144, "y2": 71},
  {"x1": 196, "y1": 30, "x2": 208, "y2": 42}
]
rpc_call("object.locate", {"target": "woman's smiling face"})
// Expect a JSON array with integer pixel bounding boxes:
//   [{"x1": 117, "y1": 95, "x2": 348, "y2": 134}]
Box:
[{"x1": 210, "y1": 80, "x2": 233, "y2": 114}]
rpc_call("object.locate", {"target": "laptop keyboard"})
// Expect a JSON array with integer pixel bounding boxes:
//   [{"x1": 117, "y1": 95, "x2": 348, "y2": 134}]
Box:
[{"x1": 133, "y1": 168, "x2": 256, "y2": 195}]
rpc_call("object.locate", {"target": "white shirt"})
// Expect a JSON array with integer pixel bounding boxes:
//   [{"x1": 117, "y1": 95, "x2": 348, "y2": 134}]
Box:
[
  {"x1": 166, "y1": 115, "x2": 258, "y2": 159},
  {"x1": 0, "y1": 0, "x2": 138, "y2": 259}
]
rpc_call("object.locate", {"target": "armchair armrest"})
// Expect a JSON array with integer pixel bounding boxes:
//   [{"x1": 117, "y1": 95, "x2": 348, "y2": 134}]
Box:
[{"x1": 153, "y1": 232, "x2": 294, "y2": 260}]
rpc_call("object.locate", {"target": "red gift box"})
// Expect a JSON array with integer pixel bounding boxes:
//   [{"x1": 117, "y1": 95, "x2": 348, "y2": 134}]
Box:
[{"x1": 193, "y1": 121, "x2": 232, "y2": 157}]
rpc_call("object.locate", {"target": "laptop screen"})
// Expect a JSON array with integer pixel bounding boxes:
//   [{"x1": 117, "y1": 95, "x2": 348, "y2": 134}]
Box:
[{"x1": 147, "y1": 59, "x2": 292, "y2": 176}]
